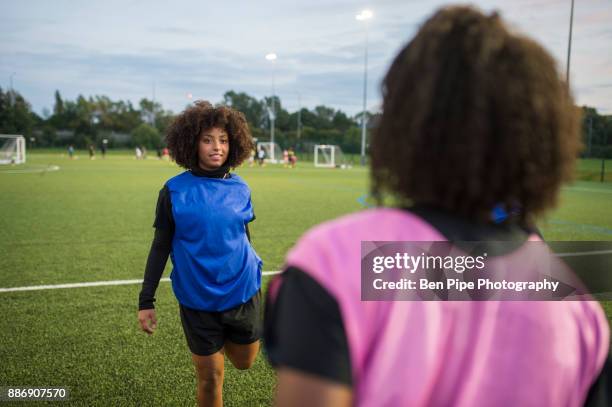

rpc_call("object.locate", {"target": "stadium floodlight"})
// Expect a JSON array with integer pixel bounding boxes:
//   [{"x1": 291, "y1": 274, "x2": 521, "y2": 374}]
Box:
[
  {"x1": 0, "y1": 135, "x2": 26, "y2": 164},
  {"x1": 265, "y1": 53, "x2": 278, "y2": 161},
  {"x1": 356, "y1": 9, "x2": 373, "y2": 166},
  {"x1": 314, "y1": 144, "x2": 347, "y2": 168},
  {"x1": 355, "y1": 9, "x2": 373, "y2": 21}
]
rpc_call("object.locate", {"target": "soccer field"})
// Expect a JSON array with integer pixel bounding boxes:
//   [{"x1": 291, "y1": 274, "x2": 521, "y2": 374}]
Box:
[{"x1": 1, "y1": 152, "x2": 611, "y2": 406}]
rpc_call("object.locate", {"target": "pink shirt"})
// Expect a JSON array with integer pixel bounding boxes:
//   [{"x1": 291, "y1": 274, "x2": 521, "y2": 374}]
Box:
[{"x1": 285, "y1": 208, "x2": 609, "y2": 406}]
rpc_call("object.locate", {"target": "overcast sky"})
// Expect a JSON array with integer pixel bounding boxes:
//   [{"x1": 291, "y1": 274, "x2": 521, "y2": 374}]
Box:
[{"x1": 1, "y1": 0, "x2": 611, "y2": 117}]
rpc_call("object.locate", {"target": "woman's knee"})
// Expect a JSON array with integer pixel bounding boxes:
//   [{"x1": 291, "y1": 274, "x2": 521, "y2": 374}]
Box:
[
  {"x1": 197, "y1": 369, "x2": 223, "y2": 392},
  {"x1": 224, "y1": 341, "x2": 259, "y2": 370},
  {"x1": 231, "y1": 356, "x2": 255, "y2": 370},
  {"x1": 192, "y1": 354, "x2": 224, "y2": 391}
]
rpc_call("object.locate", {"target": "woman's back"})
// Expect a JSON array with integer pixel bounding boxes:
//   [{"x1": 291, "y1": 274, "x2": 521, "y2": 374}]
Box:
[{"x1": 282, "y1": 208, "x2": 609, "y2": 406}]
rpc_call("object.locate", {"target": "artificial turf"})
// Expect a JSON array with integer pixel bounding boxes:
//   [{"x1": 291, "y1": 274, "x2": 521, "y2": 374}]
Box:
[{"x1": 0, "y1": 152, "x2": 610, "y2": 406}]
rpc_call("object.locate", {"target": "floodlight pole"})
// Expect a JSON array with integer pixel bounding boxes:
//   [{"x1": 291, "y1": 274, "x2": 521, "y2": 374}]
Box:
[
  {"x1": 357, "y1": 10, "x2": 372, "y2": 166},
  {"x1": 265, "y1": 53, "x2": 277, "y2": 161},
  {"x1": 272, "y1": 63, "x2": 275, "y2": 152},
  {"x1": 566, "y1": 0, "x2": 574, "y2": 86}
]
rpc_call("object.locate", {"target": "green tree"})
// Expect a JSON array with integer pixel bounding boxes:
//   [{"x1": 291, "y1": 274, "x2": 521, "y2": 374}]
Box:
[
  {"x1": 0, "y1": 87, "x2": 38, "y2": 136},
  {"x1": 223, "y1": 91, "x2": 266, "y2": 128},
  {"x1": 131, "y1": 123, "x2": 161, "y2": 148},
  {"x1": 313, "y1": 105, "x2": 335, "y2": 129},
  {"x1": 332, "y1": 111, "x2": 356, "y2": 132},
  {"x1": 581, "y1": 106, "x2": 612, "y2": 158},
  {"x1": 53, "y1": 90, "x2": 64, "y2": 116}
]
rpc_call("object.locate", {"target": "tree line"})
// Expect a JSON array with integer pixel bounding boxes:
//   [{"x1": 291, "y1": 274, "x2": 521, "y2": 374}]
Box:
[
  {"x1": 1, "y1": 86, "x2": 611, "y2": 157},
  {"x1": 0, "y1": 87, "x2": 373, "y2": 154}
]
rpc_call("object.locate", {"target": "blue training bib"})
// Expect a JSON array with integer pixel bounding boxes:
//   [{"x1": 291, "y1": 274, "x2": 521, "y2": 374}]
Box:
[{"x1": 166, "y1": 171, "x2": 262, "y2": 311}]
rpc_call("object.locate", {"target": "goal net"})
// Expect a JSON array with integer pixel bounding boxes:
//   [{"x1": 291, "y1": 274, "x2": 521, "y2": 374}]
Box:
[
  {"x1": 257, "y1": 141, "x2": 282, "y2": 163},
  {"x1": 0, "y1": 135, "x2": 26, "y2": 165},
  {"x1": 314, "y1": 144, "x2": 345, "y2": 168}
]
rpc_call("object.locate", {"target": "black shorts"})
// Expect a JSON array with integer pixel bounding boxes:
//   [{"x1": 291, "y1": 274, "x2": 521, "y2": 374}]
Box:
[{"x1": 179, "y1": 291, "x2": 262, "y2": 356}]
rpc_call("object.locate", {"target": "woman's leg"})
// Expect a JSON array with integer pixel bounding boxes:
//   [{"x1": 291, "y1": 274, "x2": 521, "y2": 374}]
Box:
[
  {"x1": 191, "y1": 351, "x2": 225, "y2": 407},
  {"x1": 224, "y1": 340, "x2": 260, "y2": 370}
]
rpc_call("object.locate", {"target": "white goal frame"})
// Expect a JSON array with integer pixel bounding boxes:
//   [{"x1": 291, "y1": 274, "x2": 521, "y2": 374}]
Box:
[
  {"x1": 0, "y1": 135, "x2": 26, "y2": 165},
  {"x1": 314, "y1": 144, "x2": 345, "y2": 168},
  {"x1": 257, "y1": 141, "x2": 282, "y2": 163}
]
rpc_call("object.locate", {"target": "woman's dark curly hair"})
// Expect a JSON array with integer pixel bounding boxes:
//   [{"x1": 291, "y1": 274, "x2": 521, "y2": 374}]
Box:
[
  {"x1": 371, "y1": 6, "x2": 581, "y2": 224},
  {"x1": 166, "y1": 101, "x2": 254, "y2": 169}
]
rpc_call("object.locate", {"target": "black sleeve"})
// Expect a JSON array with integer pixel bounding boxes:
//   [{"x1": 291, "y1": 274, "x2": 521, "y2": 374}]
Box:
[
  {"x1": 153, "y1": 185, "x2": 174, "y2": 231},
  {"x1": 584, "y1": 354, "x2": 612, "y2": 407},
  {"x1": 245, "y1": 208, "x2": 255, "y2": 242},
  {"x1": 138, "y1": 187, "x2": 174, "y2": 310},
  {"x1": 264, "y1": 267, "x2": 352, "y2": 386}
]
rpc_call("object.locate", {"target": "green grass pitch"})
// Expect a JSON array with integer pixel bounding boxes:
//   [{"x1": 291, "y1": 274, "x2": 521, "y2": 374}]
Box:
[{"x1": 1, "y1": 152, "x2": 610, "y2": 406}]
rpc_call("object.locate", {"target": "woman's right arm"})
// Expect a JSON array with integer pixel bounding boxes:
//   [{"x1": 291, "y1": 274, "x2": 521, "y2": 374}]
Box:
[
  {"x1": 138, "y1": 187, "x2": 174, "y2": 334},
  {"x1": 138, "y1": 227, "x2": 173, "y2": 309}
]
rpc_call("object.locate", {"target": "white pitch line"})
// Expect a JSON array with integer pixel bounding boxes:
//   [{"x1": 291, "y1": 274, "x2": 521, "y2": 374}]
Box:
[
  {"x1": 0, "y1": 271, "x2": 282, "y2": 293},
  {"x1": 0, "y1": 165, "x2": 60, "y2": 174},
  {"x1": 565, "y1": 187, "x2": 612, "y2": 195},
  {"x1": 5, "y1": 248, "x2": 611, "y2": 293},
  {"x1": 556, "y1": 249, "x2": 612, "y2": 257}
]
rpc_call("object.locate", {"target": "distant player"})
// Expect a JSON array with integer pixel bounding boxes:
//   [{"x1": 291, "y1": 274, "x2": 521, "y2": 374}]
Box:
[
  {"x1": 265, "y1": 6, "x2": 609, "y2": 407},
  {"x1": 248, "y1": 148, "x2": 256, "y2": 167},
  {"x1": 88, "y1": 144, "x2": 95, "y2": 160},
  {"x1": 138, "y1": 101, "x2": 262, "y2": 407},
  {"x1": 288, "y1": 148, "x2": 297, "y2": 168},
  {"x1": 67, "y1": 145, "x2": 74, "y2": 159},
  {"x1": 135, "y1": 146, "x2": 142, "y2": 160},
  {"x1": 100, "y1": 139, "x2": 107, "y2": 159},
  {"x1": 257, "y1": 147, "x2": 266, "y2": 166}
]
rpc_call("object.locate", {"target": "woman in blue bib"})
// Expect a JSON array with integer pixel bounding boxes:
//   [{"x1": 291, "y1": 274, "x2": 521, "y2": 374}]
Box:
[{"x1": 137, "y1": 101, "x2": 262, "y2": 407}]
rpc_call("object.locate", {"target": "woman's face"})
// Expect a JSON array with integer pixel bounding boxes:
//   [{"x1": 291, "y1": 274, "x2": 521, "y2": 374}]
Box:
[{"x1": 198, "y1": 127, "x2": 229, "y2": 170}]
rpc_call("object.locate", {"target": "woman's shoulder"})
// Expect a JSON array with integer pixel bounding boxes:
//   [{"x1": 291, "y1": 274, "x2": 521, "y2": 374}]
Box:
[
  {"x1": 226, "y1": 173, "x2": 252, "y2": 189},
  {"x1": 165, "y1": 170, "x2": 194, "y2": 188}
]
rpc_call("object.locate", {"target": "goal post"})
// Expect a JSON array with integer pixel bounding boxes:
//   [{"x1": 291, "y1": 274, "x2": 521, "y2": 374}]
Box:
[
  {"x1": 0, "y1": 135, "x2": 26, "y2": 165},
  {"x1": 314, "y1": 144, "x2": 346, "y2": 168},
  {"x1": 256, "y1": 141, "x2": 282, "y2": 163}
]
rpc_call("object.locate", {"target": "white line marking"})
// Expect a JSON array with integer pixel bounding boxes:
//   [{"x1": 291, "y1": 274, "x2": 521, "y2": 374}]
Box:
[
  {"x1": 4, "y1": 249, "x2": 611, "y2": 293},
  {"x1": 565, "y1": 187, "x2": 612, "y2": 194},
  {"x1": 555, "y1": 249, "x2": 612, "y2": 257},
  {"x1": 0, "y1": 165, "x2": 60, "y2": 174},
  {"x1": 0, "y1": 271, "x2": 282, "y2": 293}
]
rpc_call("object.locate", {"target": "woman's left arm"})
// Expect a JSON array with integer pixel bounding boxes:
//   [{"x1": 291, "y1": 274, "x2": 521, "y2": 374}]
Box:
[{"x1": 275, "y1": 367, "x2": 352, "y2": 407}]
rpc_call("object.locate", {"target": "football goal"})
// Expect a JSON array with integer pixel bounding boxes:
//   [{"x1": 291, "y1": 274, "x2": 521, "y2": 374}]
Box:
[
  {"x1": 257, "y1": 141, "x2": 282, "y2": 163},
  {"x1": 0, "y1": 135, "x2": 26, "y2": 164},
  {"x1": 314, "y1": 144, "x2": 346, "y2": 168}
]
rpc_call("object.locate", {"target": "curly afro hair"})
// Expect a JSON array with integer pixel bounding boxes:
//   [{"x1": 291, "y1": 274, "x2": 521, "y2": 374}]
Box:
[
  {"x1": 371, "y1": 6, "x2": 581, "y2": 224},
  {"x1": 166, "y1": 101, "x2": 254, "y2": 170}
]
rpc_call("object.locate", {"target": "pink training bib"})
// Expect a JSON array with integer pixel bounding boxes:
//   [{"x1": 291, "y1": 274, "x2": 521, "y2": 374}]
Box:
[{"x1": 285, "y1": 208, "x2": 609, "y2": 407}]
